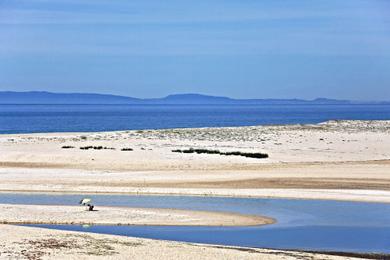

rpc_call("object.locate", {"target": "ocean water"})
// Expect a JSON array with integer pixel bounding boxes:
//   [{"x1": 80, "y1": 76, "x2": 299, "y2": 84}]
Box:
[{"x1": 0, "y1": 104, "x2": 390, "y2": 134}]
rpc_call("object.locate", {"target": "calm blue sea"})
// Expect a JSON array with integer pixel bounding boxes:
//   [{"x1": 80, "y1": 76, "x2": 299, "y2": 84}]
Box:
[{"x1": 0, "y1": 104, "x2": 390, "y2": 134}]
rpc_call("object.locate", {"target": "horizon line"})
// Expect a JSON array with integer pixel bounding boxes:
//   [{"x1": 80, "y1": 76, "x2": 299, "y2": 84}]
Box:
[{"x1": 1, "y1": 90, "x2": 389, "y2": 103}]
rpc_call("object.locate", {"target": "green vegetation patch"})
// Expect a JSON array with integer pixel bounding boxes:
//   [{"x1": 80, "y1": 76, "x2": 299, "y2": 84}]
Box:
[
  {"x1": 61, "y1": 146, "x2": 75, "y2": 149},
  {"x1": 80, "y1": 146, "x2": 116, "y2": 150},
  {"x1": 172, "y1": 148, "x2": 268, "y2": 159}
]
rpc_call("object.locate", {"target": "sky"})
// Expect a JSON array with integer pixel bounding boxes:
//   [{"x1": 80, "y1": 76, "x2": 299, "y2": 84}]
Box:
[{"x1": 0, "y1": 0, "x2": 389, "y2": 100}]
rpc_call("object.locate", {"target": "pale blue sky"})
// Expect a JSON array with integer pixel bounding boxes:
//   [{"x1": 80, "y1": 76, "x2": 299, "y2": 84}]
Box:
[{"x1": 0, "y1": 0, "x2": 389, "y2": 100}]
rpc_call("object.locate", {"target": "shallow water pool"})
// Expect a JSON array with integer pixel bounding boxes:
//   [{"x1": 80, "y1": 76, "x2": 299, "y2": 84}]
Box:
[{"x1": 1, "y1": 193, "x2": 389, "y2": 253}]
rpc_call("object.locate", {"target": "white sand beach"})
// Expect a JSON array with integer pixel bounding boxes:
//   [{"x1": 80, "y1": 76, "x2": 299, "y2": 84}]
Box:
[
  {"x1": 0, "y1": 120, "x2": 389, "y2": 201},
  {"x1": 1, "y1": 120, "x2": 390, "y2": 259}
]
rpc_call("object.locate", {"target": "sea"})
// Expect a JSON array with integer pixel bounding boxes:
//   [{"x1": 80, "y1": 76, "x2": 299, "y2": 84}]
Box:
[{"x1": 0, "y1": 104, "x2": 390, "y2": 134}]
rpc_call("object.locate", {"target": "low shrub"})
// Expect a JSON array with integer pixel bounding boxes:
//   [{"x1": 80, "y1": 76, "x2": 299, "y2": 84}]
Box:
[
  {"x1": 172, "y1": 148, "x2": 268, "y2": 159},
  {"x1": 80, "y1": 146, "x2": 104, "y2": 150},
  {"x1": 80, "y1": 146, "x2": 93, "y2": 150}
]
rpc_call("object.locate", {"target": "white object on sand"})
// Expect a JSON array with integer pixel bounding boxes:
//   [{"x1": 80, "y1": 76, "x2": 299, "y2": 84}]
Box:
[{"x1": 79, "y1": 198, "x2": 92, "y2": 205}]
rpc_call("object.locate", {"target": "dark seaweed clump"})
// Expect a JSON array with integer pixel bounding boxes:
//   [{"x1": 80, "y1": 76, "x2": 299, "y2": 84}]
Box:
[
  {"x1": 80, "y1": 146, "x2": 115, "y2": 150},
  {"x1": 172, "y1": 148, "x2": 268, "y2": 159},
  {"x1": 80, "y1": 146, "x2": 102, "y2": 150}
]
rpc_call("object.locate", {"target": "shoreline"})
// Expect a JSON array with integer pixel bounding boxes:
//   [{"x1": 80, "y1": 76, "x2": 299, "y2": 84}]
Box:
[
  {"x1": 1, "y1": 188, "x2": 390, "y2": 204},
  {"x1": 1, "y1": 118, "x2": 389, "y2": 135}
]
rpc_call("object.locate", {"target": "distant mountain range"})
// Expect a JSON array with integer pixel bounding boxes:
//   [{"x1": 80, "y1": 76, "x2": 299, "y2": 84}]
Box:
[{"x1": 0, "y1": 91, "x2": 388, "y2": 105}]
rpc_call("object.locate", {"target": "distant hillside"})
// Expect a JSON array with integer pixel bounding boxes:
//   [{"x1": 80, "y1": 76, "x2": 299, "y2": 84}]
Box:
[
  {"x1": 154, "y1": 94, "x2": 233, "y2": 104},
  {"x1": 0, "y1": 91, "x2": 386, "y2": 105},
  {"x1": 0, "y1": 91, "x2": 141, "y2": 104},
  {"x1": 152, "y1": 94, "x2": 351, "y2": 105}
]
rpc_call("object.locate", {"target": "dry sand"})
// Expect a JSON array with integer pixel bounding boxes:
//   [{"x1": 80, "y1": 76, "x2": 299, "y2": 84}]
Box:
[
  {"x1": 0, "y1": 204, "x2": 273, "y2": 226},
  {"x1": 1, "y1": 120, "x2": 390, "y2": 170},
  {"x1": 0, "y1": 120, "x2": 389, "y2": 202}
]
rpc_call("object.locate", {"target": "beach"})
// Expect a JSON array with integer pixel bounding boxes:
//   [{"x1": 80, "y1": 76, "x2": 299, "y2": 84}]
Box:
[
  {"x1": 1, "y1": 120, "x2": 390, "y2": 259},
  {"x1": 3, "y1": 0, "x2": 390, "y2": 256},
  {"x1": 0, "y1": 120, "x2": 389, "y2": 201}
]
